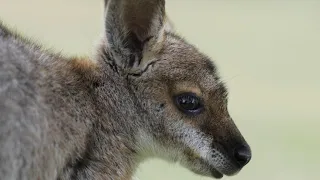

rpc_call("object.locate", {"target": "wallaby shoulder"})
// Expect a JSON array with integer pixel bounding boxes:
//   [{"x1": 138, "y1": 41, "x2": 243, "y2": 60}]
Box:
[
  {"x1": 0, "y1": 21, "x2": 103, "y2": 180},
  {"x1": 0, "y1": 21, "x2": 55, "y2": 180}
]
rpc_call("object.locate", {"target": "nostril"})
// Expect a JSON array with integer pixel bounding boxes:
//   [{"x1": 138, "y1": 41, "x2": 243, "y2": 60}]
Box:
[{"x1": 233, "y1": 145, "x2": 251, "y2": 167}]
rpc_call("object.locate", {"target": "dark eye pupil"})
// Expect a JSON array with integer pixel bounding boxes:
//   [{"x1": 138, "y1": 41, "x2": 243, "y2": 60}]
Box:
[
  {"x1": 174, "y1": 93, "x2": 203, "y2": 115},
  {"x1": 178, "y1": 95, "x2": 200, "y2": 110}
]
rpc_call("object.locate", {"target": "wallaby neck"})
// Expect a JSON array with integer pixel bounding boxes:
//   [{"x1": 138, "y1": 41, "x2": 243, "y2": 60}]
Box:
[{"x1": 39, "y1": 55, "x2": 143, "y2": 179}]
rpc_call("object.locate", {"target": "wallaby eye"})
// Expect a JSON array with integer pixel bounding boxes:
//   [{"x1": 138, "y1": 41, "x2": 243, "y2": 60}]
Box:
[{"x1": 174, "y1": 93, "x2": 203, "y2": 115}]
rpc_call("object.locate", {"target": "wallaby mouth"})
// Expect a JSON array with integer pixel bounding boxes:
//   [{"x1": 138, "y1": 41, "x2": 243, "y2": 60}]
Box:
[
  {"x1": 211, "y1": 168, "x2": 223, "y2": 179},
  {"x1": 187, "y1": 144, "x2": 248, "y2": 179},
  {"x1": 189, "y1": 160, "x2": 224, "y2": 179}
]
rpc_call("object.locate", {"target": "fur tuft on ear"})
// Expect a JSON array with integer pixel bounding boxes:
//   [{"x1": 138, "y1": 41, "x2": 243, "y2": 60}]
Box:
[{"x1": 103, "y1": 0, "x2": 166, "y2": 71}]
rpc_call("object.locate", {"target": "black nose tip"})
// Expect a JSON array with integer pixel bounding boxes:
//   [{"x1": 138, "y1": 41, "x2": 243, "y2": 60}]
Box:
[{"x1": 233, "y1": 145, "x2": 251, "y2": 167}]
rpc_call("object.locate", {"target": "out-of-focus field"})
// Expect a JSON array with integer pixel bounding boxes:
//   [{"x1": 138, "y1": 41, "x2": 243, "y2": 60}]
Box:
[{"x1": 1, "y1": 0, "x2": 319, "y2": 180}]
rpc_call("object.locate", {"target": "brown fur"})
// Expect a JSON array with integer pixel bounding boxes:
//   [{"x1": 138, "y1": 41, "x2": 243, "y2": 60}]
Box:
[{"x1": 70, "y1": 57, "x2": 97, "y2": 71}]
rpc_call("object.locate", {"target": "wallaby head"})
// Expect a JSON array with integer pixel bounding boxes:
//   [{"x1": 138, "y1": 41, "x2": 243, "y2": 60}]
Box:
[{"x1": 98, "y1": 0, "x2": 251, "y2": 179}]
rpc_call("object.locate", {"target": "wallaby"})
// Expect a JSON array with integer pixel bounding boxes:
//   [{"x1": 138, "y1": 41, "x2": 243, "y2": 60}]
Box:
[{"x1": 0, "y1": 0, "x2": 251, "y2": 179}]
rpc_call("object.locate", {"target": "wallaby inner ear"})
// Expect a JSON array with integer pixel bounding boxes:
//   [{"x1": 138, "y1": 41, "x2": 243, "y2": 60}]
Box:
[{"x1": 104, "y1": 0, "x2": 165, "y2": 71}]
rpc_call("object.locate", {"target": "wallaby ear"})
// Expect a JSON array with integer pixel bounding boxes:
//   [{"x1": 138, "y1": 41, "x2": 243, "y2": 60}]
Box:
[{"x1": 104, "y1": 0, "x2": 166, "y2": 71}]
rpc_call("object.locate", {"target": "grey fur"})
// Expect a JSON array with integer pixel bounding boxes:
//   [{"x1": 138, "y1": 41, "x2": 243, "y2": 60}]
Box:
[{"x1": 0, "y1": 0, "x2": 251, "y2": 180}]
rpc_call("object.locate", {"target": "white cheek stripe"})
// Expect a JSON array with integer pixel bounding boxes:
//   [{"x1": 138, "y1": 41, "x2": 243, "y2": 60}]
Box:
[
  {"x1": 171, "y1": 121, "x2": 228, "y2": 172},
  {"x1": 135, "y1": 121, "x2": 229, "y2": 174},
  {"x1": 176, "y1": 123, "x2": 212, "y2": 158}
]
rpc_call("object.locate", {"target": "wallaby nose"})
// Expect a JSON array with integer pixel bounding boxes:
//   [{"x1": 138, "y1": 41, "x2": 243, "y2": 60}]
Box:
[{"x1": 233, "y1": 145, "x2": 251, "y2": 167}]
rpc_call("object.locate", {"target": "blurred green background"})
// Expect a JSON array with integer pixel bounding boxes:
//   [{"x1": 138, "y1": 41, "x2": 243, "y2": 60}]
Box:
[{"x1": 0, "y1": 0, "x2": 319, "y2": 179}]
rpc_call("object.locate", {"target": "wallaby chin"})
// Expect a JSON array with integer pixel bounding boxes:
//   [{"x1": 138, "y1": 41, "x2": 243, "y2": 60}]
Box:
[{"x1": 0, "y1": 0, "x2": 251, "y2": 180}]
